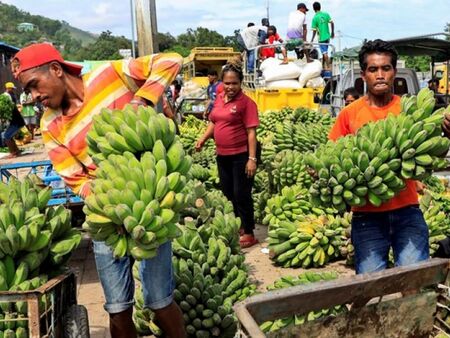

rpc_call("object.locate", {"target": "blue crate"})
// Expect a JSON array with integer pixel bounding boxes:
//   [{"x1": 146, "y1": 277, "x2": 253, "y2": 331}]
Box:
[{"x1": 0, "y1": 160, "x2": 83, "y2": 206}]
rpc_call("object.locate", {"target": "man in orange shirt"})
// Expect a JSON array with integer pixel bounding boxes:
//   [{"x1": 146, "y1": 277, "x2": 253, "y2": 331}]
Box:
[{"x1": 328, "y1": 40, "x2": 429, "y2": 274}]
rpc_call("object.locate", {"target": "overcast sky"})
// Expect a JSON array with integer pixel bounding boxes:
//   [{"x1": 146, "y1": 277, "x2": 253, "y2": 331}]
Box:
[{"x1": 2, "y1": 0, "x2": 450, "y2": 50}]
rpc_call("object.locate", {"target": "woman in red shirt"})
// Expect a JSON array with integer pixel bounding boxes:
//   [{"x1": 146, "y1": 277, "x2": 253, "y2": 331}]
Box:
[{"x1": 196, "y1": 61, "x2": 259, "y2": 248}]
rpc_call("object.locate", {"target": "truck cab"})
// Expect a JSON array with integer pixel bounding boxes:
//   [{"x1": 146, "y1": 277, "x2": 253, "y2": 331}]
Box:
[
  {"x1": 324, "y1": 33, "x2": 450, "y2": 116},
  {"x1": 182, "y1": 47, "x2": 241, "y2": 87}
]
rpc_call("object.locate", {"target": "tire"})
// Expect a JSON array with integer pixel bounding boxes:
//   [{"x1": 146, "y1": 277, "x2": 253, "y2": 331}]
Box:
[{"x1": 63, "y1": 304, "x2": 90, "y2": 338}]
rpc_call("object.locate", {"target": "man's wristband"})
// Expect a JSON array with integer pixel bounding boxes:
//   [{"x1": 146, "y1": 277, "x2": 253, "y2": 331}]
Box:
[{"x1": 249, "y1": 157, "x2": 257, "y2": 162}]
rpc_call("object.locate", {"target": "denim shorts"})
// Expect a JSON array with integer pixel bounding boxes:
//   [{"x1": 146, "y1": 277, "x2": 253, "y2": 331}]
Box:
[
  {"x1": 319, "y1": 39, "x2": 330, "y2": 54},
  {"x1": 93, "y1": 240, "x2": 174, "y2": 314},
  {"x1": 351, "y1": 205, "x2": 429, "y2": 274},
  {"x1": 4, "y1": 124, "x2": 21, "y2": 140}
]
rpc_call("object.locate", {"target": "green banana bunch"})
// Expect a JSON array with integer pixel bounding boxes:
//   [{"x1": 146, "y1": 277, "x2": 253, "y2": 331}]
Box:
[
  {"x1": 290, "y1": 107, "x2": 335, "y2": 126},
  {"x1": 171, "y1": 258, "x2": 243, "y2": 338},
  {"x1": 191, "y1": 146, "x2": 216, "y2": 168},
  {"x1": 189, "y1": 163, "x2": 211, "y2": 182},
  {"x1": 262, "y1": 186, "x2": 335, "y2": 226},
  {"x1": 270, "y1": 150, "x2": 312, "y2": 193},
  {"x1": 87, "y1": 105, "x2": 177, "y2": 161},
  {"x1": 253, "y1": 191, "x2": 271, "y2": 224},
  {"x1": 257, "y1": 107, "x2": 294, "y2": 139},
  {"x1": 423, "y1": 175, "x2": 447, "y2": 194},
  {"x1": 306, "y1": 88, "x2": 450, "y2": 211},
  {"x1": 133, "y1": 285, "x2": 163, "y2": 336},
  {"x1": 260, "y1": 271, "x2": 347, "y2": 334},
  {"x1": 268, "y1": 213, "x2": 351, "y2": 268},
  {"x1": 197, "y1": 210, "x2": 241, "y2": 254},
  {"x1": 85, "y1": 105, "x2": 192, "y2": 260},
  {"x1": 178, "y1": 115, "x2": 216, "y2": 155},
  {"x1": 0, "y1": 175, "x2": 53, "y2": 211},
  {"x1": 273, "y1": 120, "x2": 331, "y2": 155}
]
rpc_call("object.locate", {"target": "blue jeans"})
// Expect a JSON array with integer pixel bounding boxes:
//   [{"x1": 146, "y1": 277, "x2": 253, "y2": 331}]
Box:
[
  {"x1": 93, "y1": 240, "x2": 174, "y2": 314},
  {"x1": 247, "y1": 49, "x2": 256, "y2": 73},
  {"x1": 4, "y1": 124, "x2": 21, "y2": 141},
  {"x1": 351, "y1": 206, "x2": 429, "y2": 274}
]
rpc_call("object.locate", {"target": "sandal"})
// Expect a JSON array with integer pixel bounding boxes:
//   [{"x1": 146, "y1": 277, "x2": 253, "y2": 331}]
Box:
[{"x1": 240, "y1": 234, "x2": 259, "y2": 248}]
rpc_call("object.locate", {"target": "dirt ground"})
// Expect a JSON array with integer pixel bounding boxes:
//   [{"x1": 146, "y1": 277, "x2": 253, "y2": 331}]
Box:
[{"x1": 1, "y1": 136, "x2": 356, "y2": 337}]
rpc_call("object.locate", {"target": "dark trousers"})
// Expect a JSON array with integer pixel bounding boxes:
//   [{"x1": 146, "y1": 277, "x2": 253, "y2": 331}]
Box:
[{"x1": 216, "y1": 152, "x2": 255, "y2": 235}]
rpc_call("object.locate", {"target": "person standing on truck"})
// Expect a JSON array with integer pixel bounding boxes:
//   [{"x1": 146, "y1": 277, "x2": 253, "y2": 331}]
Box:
[
  {"x1": 310, "y1": 2, "x2": 334, "y2": 70},
  {"x1": 287, "y1": 3, "x2": 309, "y2": 59},
  {"x1": 2, "y1": 82, "x2": 25, "y2": 158},
  {"x1": 238, "y1": 18, "x2": 269, "y2": 73},
  {"x1": 204, "y1": 69, "x2": 223, "y2": 118},
  {"x1": 195, "y1": 61, "x2": 260, "y2": 248},
  {"x1": 12, "y1": 43, "x2": 186, "y2": 338},
  {"x1": 328, "y1": 39, "x2": 431, "y2": 275},
  {"x1": 260, "y1": 25, "x2": 288, "y2": 64}
]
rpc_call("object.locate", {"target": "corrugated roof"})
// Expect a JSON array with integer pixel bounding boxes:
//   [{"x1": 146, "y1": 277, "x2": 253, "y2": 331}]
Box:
[{"x1": 0, "y1": 41, "x2": 20, "y2": 53}]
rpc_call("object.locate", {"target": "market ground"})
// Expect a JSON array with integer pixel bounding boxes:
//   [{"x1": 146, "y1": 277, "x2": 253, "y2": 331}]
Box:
[{"x1": 0, "y1": 137, "x2": 354, "y2": 337}]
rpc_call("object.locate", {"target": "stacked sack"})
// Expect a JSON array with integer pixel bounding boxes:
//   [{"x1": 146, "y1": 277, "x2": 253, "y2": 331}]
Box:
[
  {"x1": 260, "y1": 58, "x2": 303, "y2": 89},
  {"x1": 306, "y1": 88, "x2": 450, "y2": 211},
  {"x1": 0, "y1": 176, "x2": 81, "y2": 337},
  {"x1": 83, "y1": 105, "x2": 192, "y2": 260}
]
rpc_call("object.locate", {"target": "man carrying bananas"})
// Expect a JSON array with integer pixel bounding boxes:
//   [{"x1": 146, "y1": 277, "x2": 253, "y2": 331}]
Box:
[
  {"x1": 12, "y1": 43, "x2": 186, "y2": 338},
  {"x1": 329, "y1": 39, "x2": 450, "y2": 275}
]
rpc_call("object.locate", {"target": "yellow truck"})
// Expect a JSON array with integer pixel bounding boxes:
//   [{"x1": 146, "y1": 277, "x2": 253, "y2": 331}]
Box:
[
  {"x1": 242, "y1": 42, "x2": 334, "y2": 112},
  {"x1": 182, "y1": 47, "x2": 240, "y2": 87},
  {"x1": 435, "y1": 63, "x2": 450, "y2": 95}
]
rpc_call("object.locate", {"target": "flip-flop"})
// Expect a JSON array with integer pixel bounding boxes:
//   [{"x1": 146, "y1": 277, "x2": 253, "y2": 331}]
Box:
[{"x1": 240, "y1": 235, "x2": 259, "y2": 248}]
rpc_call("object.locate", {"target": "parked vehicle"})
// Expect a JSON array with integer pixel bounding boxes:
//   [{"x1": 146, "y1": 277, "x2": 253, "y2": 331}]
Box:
[{"x1": 324, "y1": 33, "x2": 450, "y2": 116}]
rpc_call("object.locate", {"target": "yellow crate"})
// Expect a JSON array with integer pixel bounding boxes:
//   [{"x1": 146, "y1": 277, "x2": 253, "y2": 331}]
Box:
[{"x1": 243, "y1": 87, "x2": 322, "y2": 112}]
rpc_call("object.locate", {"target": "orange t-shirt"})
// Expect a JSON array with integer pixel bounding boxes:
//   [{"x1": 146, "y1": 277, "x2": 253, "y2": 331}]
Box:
[{"x1": 328, "y1": 95, "x2": 418, "y2": 212}]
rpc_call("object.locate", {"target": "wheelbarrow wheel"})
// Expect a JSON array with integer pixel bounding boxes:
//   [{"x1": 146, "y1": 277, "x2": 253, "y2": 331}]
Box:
[{"x1": 63, "y1": 304, "x2": 90, "y2": 338}]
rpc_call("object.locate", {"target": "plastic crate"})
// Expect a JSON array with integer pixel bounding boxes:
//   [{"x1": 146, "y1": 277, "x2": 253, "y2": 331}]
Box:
[{"x1": 0, "y1": 271, "x2": 77, "y2": 337}]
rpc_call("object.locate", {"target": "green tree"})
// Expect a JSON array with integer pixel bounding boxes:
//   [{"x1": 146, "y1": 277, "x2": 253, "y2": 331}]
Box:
[
  {"x1": 404, "y1": 55, "x2": 431, "y2": 72},
  {"x1": 77, "y1": 30, "x2": 131, "y2": 60},
  {"x1": 177, "y1": 27, "x2": 227, "y2": 49},
  {"x1": 157, "y1": 32, "x2": 177, "y2": 51},
  {"x1": 445, "y1": 23, "x2": 450, "y2": 40}
]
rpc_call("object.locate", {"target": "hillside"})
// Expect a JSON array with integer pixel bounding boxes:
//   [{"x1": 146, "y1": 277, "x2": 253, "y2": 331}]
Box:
[{"x1": 0, "y1": 1, "x2": 97, "y2": 51}]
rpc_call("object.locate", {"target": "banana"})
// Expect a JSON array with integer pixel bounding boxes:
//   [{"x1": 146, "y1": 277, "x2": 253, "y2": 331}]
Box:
[
  {"x1": 166, "y1": 141, "x2": 185, "y2": 172},
  {"x1": 113, "y1": 235, "x2": 128, "y2": 258},
  {"x1": 120, "y1": 124, "x2": 145, "y2": 152},
  {"x1": 153, "y1": 140, "x2": 167, "y2": 162},
  {"x1": 155, "y1": 160, "x2": 168, "y2": 183},
  {"x1": 106, "y1": 131, "x2": 132, "y2": 153}
]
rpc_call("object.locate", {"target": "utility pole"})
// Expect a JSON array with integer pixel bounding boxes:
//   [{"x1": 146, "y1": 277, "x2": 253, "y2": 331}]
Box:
[
  {"x1": 336, "y1": 30, "x2": 342, "y2": 52},
  {"x1": 135, "y1": 0, "x2": 159, "y2": 56},
  {"x1": 266, "y1": 0, "x2": 270, "y2": 21},
  {"x1": 130, "y1": 0, "x2": 136, "y2": 57}
]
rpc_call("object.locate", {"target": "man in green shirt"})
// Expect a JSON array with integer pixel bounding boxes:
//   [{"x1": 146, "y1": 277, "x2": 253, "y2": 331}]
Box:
[{"x1": 311, "y1": 1, "x2": 334, "y2": 70}]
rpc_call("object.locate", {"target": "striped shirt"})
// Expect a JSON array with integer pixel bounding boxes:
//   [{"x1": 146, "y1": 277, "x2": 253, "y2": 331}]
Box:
[{"x1": 41, "y1": 53, "x2": 183, "y2": 198}]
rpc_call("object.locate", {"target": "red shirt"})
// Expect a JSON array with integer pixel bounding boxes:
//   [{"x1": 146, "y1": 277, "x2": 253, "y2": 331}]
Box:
[
  {"x1": 329, "y1": 95, "x2": 418, "y2": 212},
  {"x1": 210, "y1": 91, "x2": 259, "y2": 155},
  {"x1": 261, "y1": 34, "x2": 282, "y2": 59}
]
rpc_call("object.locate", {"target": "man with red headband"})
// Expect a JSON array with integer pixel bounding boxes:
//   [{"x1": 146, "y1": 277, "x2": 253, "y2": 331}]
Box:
[{"x1": 12, "y1": 43, "x2": 185, "y2": 338}]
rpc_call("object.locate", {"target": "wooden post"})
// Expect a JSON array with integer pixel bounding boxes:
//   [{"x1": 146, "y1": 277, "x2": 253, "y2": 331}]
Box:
[{"x1": 135, "y1": 0, "x2": 158, "y2": 56}]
